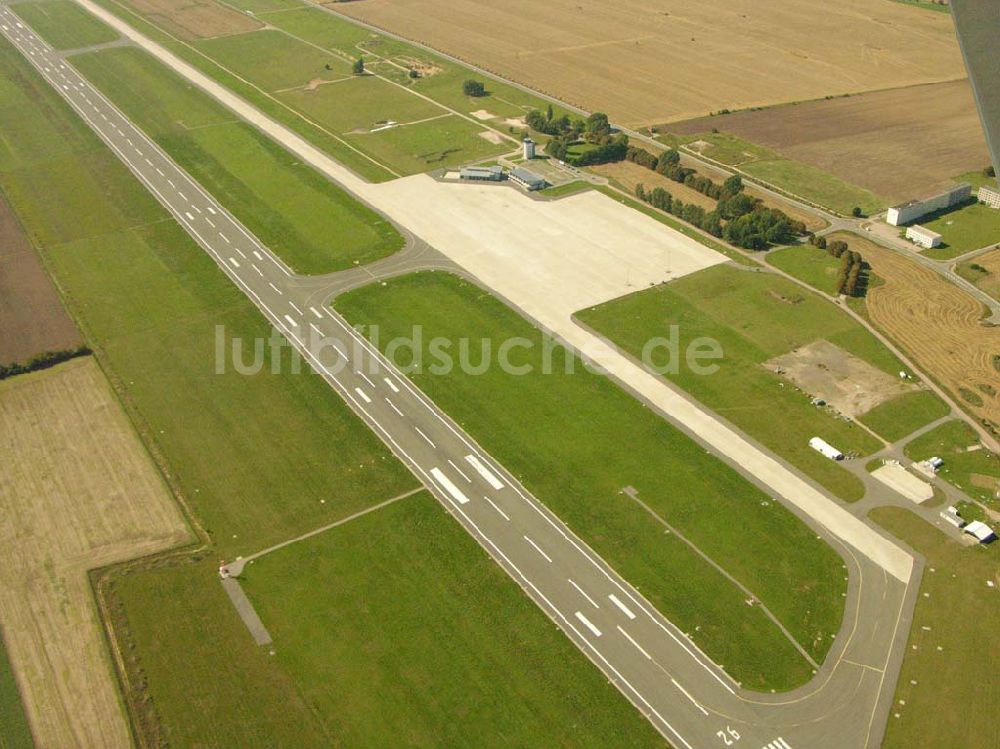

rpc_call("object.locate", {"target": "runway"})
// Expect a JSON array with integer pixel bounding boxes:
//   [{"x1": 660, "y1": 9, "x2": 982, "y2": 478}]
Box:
[{"x1": 0, "y1": 9, "x2": 917, "y2": 748}]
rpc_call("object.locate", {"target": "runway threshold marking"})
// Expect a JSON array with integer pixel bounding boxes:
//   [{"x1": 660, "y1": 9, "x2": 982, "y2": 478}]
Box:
[
  {"x1": 465, "y1": 454, "x2": 504, "y2": 490},
  {"x1": 617, "y1": 625, "x2": 652, "y2": 660},
  {"x1": 575, "y1": 611, "x2": 602, "y2": 638},
  {"x1": 671, "y1": 678, "x2": 708, "y2": 717},
  {"x1": 430, "y1": 467, "x2": 470, "y2": 505},
  {"x1": 568, "y1": 579, "x2": 600, "y2": 609},
  {"x1": 524, "y1": 535, "x2": 552, "y2": 563},
  {"x1": 763, "y1": 740, "x2": 792, "y2": 749},
  {"x1": 609, "y1": 594, "x2": 636, "y2": 620}
]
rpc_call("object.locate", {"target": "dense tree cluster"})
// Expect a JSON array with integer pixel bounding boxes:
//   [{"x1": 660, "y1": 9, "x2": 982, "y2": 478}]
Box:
[
  {"x1": 462, "y1": 79, "x2": 486, "y2": 97},
  {"x1": 525, "y1": 106, "x2": 583, "y2": 137},
  {"x1": 807, "y1": 236, "x2": 867, "y2": 296},
  {"x1": 635, "y1": 184, "x2": 724, "y2": 238},
  {"x1": 536, "y1": 110, "x2": 628, "y2": 166},
  {"x1": 0, "y1": 346, "x2": 91, "y2": 381}
]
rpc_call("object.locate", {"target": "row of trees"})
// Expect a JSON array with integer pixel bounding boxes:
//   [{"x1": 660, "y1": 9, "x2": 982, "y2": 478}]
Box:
[
  {"x1": 541, "y1": 111, "x2": 628, "y2": 166},
  {"x1": 0, "y1": 346, "x2": 92, "y2": 381},
  {"x1": 635, "y1": 184, "x2": 724, "y2": 238},
  {"x1": 808, "y1": 236, "x2": 867, "y2": 296}
]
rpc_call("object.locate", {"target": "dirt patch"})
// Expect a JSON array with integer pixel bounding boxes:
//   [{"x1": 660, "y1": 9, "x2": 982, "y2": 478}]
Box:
[
  {"x1": 667, "y1": 80, "x2": 989, "y2": 204},
  {"x1": 332, "y1": 0, "x2": 965, "y2": 128},
  {"x1": 471, "y1": 108, "x2": 496, "y2": 121},
  {"x1": 970, "y1": 473, "x2": 1000, "y2": 494},
  {"x1": 502, "y1": 116, "x2": 527, "y2": 128},
  {"x1": 832, "y1": 231, "x2": 1000, "y2": 431},
  {"x1": 478, "y1": 129, "x2": 504, "y2": 144},
  {"x1": 0, "y1": 194, "x2": 81, "y2": 364},
  {"x1": 394, "y1": 54, "x2": 442, "y2": 78},
  {"x1": 765, "y1": 339, "x2": 914, "y2": 418},
  {"x1": 0, "y1": 358, "x2": 189, "y2": 749},
  {"x1": 124, "y1": 0, "x2": 260, "y2": 40}
]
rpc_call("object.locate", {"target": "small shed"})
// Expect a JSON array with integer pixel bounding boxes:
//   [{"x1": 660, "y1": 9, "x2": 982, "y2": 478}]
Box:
[
  {"x1": 809, "y1": 436, "x2": 844, "y2": 461},
  {"x1": 963, "y1": 520, "x2": 996, "y2": 544}
]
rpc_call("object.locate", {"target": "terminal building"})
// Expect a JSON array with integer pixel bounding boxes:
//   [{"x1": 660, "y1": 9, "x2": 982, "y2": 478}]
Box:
[
  {"x1": 886, "y1": 183, "x2": 971, "y2": 226},
  {"x1": 509, "y1": 166, "x2": 546, "y2": 191},
  {"x1": 459, "y1": 165, "x2": 504, "y2": 182},
  {"x1": 905, "y1": 224, "x2": 943, "y2": 249}
]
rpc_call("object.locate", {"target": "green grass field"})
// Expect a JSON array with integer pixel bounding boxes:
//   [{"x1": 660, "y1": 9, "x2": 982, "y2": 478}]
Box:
[
  {"x1": 678, "y1": 132, "x2": 884, "y2": 216},
  {"x1": 871, "y1": 507, "x2": 998, "y2": 749},
  {"x1": 904, "y1": 420, "x2": 1000, "y2": 505},
  {"x1": 11, "y1": 0, "x2": 117, "y2": 50},
  {"x1": 956, "y1": 256, "x2": 1000, "y2": 302},
  {"x1": 336, "y1": 271, "x2": 847, "y2": 690},
  {"x1": 767, "y1": 244, "x2": 844, "y2": 295},
  {"x1": 579, "y1": 265, "x2": 902, "y2": 501},
  {"x1": 68, "y1": 46, "x2": 402, "y2": 273},
  {"x1": 919, "y1": 200, "x2": 1000, "y2": 259},
  {"x1": 0, "y1": 632, "x2": 34, "y2": 749},
  {"x1": 542, "y1": 180, "x2": 593, "y2": 199},
  {"x1": 857, "y1": 390, "x2": 951, "y2": 443},
  {"x1": 0, "y1": 32, "x2": 675, "y2": 746}
]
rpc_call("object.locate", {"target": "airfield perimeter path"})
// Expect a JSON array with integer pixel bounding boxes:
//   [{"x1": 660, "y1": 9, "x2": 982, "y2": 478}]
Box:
[{"x1": 0, "y1": 6, "x2": 916, "y2": 749}]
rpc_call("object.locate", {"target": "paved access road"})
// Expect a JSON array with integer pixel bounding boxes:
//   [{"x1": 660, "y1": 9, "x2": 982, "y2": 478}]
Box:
[{"x1": 0, "y1": 11, "x2": 915, "y2": 749}]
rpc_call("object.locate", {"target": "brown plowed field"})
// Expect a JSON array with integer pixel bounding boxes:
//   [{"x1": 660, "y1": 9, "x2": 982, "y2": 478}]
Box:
[
  {"x1": 0, "y1": 358, "x2": 190, "y2": 749},
  {"x1": 330, "y1": 0, "x2": 965, "y2": 128},
  {"x1": 592, "y1": 160, "x2": 826, "y2": 231},
  {"x1": 0, "y1": 194, "x2": 81, "y2": 364},
  {"x1": 125, "y1": 0, "x2": 261, "y2": 39},
  {"x1": 831, "y1": 232, "x2": 1000, "y2": 430},
  {"x1": 668, "y1": 80, "x2": 990, "y2": 204}
]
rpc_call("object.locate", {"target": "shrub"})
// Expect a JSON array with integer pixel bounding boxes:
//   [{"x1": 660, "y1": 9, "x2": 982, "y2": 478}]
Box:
[{"x1": 462, "y1": 79, "x2": 486, "y2": 97}]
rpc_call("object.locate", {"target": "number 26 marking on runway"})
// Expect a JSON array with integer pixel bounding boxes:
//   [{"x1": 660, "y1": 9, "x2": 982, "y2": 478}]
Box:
[{"x1": 716, "y1": 726, "x2": 741, "y2": 746}]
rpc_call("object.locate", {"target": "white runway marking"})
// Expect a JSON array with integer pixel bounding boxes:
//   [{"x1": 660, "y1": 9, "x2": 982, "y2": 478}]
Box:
[
  {"x1": 219, "y1": 232, "x2": 230, "y2": 244},
  {"x1": 383, "y1": 377, "x2": 399, "y2": 393},
  {"x1": 177, "y1": 190, "x2": 187, "y2": 201},
  {"x1": 414, "y1": 426, "x2": 435, "y2": 448},
  {"x1": 184, "y1": 212, "x2": 194, "y2": 221},
  {"x1": 207, "y1": 206, "x2": 217, "y2": 215},
  {"x1": 483, "y1": 495, "x2": 510, "y2": 521},
  {"x1": 618, "y1": 625, "x2": 652, "y2": 660},
  {"x1": 283, "y1": 314, "x2": 297, "y2": 328},
  {"x1": 609, "y1": 594, "x2": 636, "y2": 620},
  {"x1": 385, "y1": 398, "x2": 404, "y2": 417},
  {"x1": 447, "y1": 458, "x2": 472, "y2": 483},
  {"x1": 465, "y1": 454, "x2": 504, "y2": 490},
  {"x1": 430, "y1": 467, "x2": 470, "y2": 505},
  {"x1": 524, "y1": 535, "x2": 552, "y2": 563},
  {"x1": 309, "y1": 322, "x2": 323, "y2": 337},
  {"x1": 358, "y1": 371, "x2": 376, "y2": 389},
  {"x1": 569, "y1": 579, "x2": 600, "y2": 609},
  {"x1": 268, "y1": 282, "x2": 282, "y2": 295},
  {"x1": 205, "y1": 217, "x2": 215, "y2": 228},
  {"x1": 575, "y1": 611, "x2": 602, "y2": 638},
  {"x1": 289, "y1": 300, "x2": 303, "y2": 315},
  {"x1": 228, "y1": 257, "x2": 240, "y2": 268},
  {"x1": 310, "y1": 306, "x2": 323, "y2": 319},
  {"x1": 671, "y1": 679, "x2": 708, "y2": 717},
  {"x1": 252, "y1": 264, "x2": 263, "y2": 277},
  {"x1": 235, "y1": 248, "x2": 246, "y2": 259},
  {"x1": 354, "y1": 387, "x2": 372, "y2": 404},
  {"x1": 252, "y1": 250, "x2": 263, "y2": 260}
]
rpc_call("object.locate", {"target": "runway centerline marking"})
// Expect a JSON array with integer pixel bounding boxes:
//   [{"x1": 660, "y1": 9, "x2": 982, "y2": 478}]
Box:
[
  {"x1": 414, "y1": 426, "x2": 435, "y2": 448},
  {"x1": 289, "y1": 300, "x2": 303, "y2": 316},
  {"x1": 283, "y1": 314, "x2": 298, "y2": 328},
  {"x1": 228, "y1": 257, "x2": 239, "y2": 268},
  {"x1": 569, "y1": 579, "x2": 600, "y2": 609},
  {"x1": 671, "y1": 678, "x2": 708, "y2": 717},
  {"x1": 354, "y1": 387, "x2": 372, "y2": 404},
  {"x1": 358, "y1": 370, "x2": 376, "y2": 389},
  {"x1": 310, "y1": 306, "x2": 323, "y2": 320},
  {"x1": 447, "y1": 458, "x2": 472, "y2": 483},
  {"x1": 575, "y1": 611, "x2": 602, "y2": 638},
  {"x1": 268, "y1": 282, "x2": 282, "y2": 295},
  {"x1": 384, "y1": 377, "x2": 400, "y2": 393},
  {"x1": 483, "y1": 495, "x2": 510, "y2": 521},
  {"x1": 524, "y1": 535, "x2": 553, "y2": 564},
  {"x1": 618, "y1": 625, "x2": 652, "y2": 660},
  {"x1": 385, "y1": 398, "x2": 404, "y2": 417}
]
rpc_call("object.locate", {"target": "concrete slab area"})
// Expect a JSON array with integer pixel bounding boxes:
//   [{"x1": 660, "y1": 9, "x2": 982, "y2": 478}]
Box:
[{"x1": 872, "y1": 463, "x2": 934, "y2": 504}]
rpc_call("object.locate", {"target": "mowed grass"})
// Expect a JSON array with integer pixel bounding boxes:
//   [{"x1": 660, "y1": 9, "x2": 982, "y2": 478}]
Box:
[
  {"x1": 904, "y1": 420, "x2": 1000, "y2": 505},
  {"x1": 0, "y1": 632, "x2": 34, "y2": 749},
  {"x1": 870, "y1": 507, "x2": 999, "y2": 749},
  {"x1": 579, "y1": 265, "x2": 893, "y2": 501},
  {"x1": 767, "y1": 244, "x2": 843, "y2": 295},
  {"x1": 10, "y1": 0, "x2": 117, "y2": 50},
  {"x1": 0, "y1": 37, "x2": 415, "y2": 559},
  {"x1": 920, "y1": 200, "x2": 1000, "y2": 259},
  {"x1": 242, "y1": 493, "x2": 668, "y2": 748},
  {"x1": 857, "y1": 390, "x2": 951, "y2": 443},
  {"x1": 357, "y1": 115, "x2": 509, "y2": 173},
  {"x1": 70, "y1": 46, "x2": 402, "y2": 273},
  {"x1": 337, "y1": 272, "x2": 846, "y2": 690}
]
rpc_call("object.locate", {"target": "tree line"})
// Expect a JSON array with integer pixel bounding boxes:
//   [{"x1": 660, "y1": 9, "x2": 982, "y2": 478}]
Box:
[
  {"x1": 0, "y1": 345, "x2": 92, "y2": 381},
  {"x1": 807, "y1": 236, "x2": 867, "y2": 297}
]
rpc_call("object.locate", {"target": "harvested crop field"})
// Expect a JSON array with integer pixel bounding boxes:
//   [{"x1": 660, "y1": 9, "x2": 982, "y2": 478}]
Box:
[
  {"x1": 958, "y1": 248, "x2": 1000, "y2": 301},
  {"x1": 330, "y1": 0, "x2": 965, "y2": 128},
  {"x1": 591, "y1": 160, "x2": 826, "y2": 231},
  {"x1": 0, "y1": 357, "x2": 190, "y2": 749},
  {"x1": 667, "y1": 80, "x2": 989, "y2": 204},
  {"x1": 0, "y1": 193, "x2": 81, "y2": 364},
  {"x1": 123, "y1": 0, "x2": 261, "y2": 39},
  {"x1": 831, "y1": 232, "x2": 1000, "y2": 431}
]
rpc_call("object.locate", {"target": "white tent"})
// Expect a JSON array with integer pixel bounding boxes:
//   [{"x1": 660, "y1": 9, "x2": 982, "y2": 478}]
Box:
[{"x1": 963, "y1": 520, "x2": 997, "y2": 544}]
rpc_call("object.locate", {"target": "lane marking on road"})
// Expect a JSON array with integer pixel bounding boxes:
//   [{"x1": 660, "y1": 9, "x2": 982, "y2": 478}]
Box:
[
  {"x1": 268, "y1": 282, "x2": 282, "y2": 295},
  {"x1": 430, "y1": 467, "x2": 470, "y2": 505},
  {"x1": 414, "y1": 426, "x2": 435, "y2": 448},
  {"x1": 228, "y1": 257, "x2": 239, "y2": 268},
  {"x1": 383, "y1": 377, "x2": 399, "y2": 393},
  {"x1": 447, "y1": 458, "x2": 472, "y2": 483},
  {"x1": 609, "y1": 594, "x2": 636, "y2": 620},
  {"x1": 289, "y1": 300, "x2": 303, "y2": 315},
  {"x1": 618, "y1": 625, "x2": 652, "y2": 660},
  {"x1": 483, "y1": 495, "x2": 510, "y2": 521},
  {"x1": 358, "y1": 371, "x2": 376, "y2": 389},
  {"x1": 252, "y1": 264, "x2": 263, "y2": 277},
  {"x1": 671, "y1": 678, "x2": 708, "y2": 717},
  {"x1": 524, "y1": 535, "x2": 553, "y2": 564},
  {"x1": 310, "y1": 306, "x2": 323, "y2": 320},
  {"x1": 283, "y1": 314, "x2": 297, "y2": 328},
  {"x1": 568, "y1": 579, "x2": 600, "y2": 610},
  {"x1": 385, "y1": 398, "x2": 404, "y2": 417},
  {"x1": 465, "y1": 454, "x2": 505, "y2": 490},
  {"x1": 354, "y1": 387, "x2": 372, "y2": 404},
  {"x1": 574, "y1": 611, "x2": 602, "y2": 638}
]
